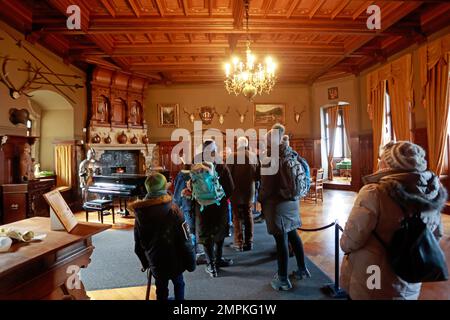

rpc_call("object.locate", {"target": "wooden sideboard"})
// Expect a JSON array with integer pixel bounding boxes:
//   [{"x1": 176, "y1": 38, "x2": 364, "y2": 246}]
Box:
[
  {"x1": 0, "y1": 217, "x2": 110, "y2": 300},
  {"x1": 1, "y1": 177, "x2": 56, "y2": 224}
]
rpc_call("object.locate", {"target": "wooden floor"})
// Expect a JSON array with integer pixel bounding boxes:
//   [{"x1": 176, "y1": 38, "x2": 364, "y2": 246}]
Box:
[{"x1": 75, "y1": 190, "x2": 450, "y2": 300}]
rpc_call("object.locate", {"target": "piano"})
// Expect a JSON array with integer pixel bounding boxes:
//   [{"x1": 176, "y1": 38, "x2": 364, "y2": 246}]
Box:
[{"x1": 87, "y1": 174, "x2": 147, "y2": 216}]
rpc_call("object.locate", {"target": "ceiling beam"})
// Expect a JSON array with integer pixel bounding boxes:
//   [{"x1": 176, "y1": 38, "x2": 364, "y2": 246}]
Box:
[
  {"x1": 286, "y1": 0, "x2": 301, "y2": 18},
  {"x1": 331, "y1": 0, "x2": 351, "y2": 20},
  {"x1": 311, "y1": 1, "x2": 423, "y2": 81},
  {"x1": 127, "y1": 0, "x2": 141, "y2": 18},
  {"x1": 309, "y1": 0, "x2": 326, "y2": 19},
  {"x1": 154, "y1": 0, "x2": 164, "y2": 17},
  {"x1": 232, "y1": 0, "x2": 245, "y2": 29},
  {"x1": 352, "y1": 1, "x2": 374, "y2": 20},
  {"x1": 99, "y1": 0, "x2": 116, "y2": 18},
  {"x1": 181, "y1": 0, "x2": 189, "y2": 16}
]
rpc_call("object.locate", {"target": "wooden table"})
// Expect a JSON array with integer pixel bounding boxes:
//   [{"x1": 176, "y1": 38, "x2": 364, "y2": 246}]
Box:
[{"x1": 0, "y1": 217, "x2": 110, "y2": 300}]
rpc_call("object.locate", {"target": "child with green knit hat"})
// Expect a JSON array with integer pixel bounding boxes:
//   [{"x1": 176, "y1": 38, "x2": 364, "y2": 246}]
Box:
[{"x1": 144, "y1": 172, "x2": 168, "y2": 199}]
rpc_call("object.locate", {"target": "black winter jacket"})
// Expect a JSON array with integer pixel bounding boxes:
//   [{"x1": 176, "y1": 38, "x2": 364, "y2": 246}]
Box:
[{"x1": 129, "y1": 194, "x2": 196, "y2": 279}]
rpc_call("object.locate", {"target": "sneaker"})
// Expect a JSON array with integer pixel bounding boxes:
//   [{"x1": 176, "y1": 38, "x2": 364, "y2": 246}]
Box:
[
  {"x1": 242, "y1": 244, "x2": 253, "y2": 251},
  {"x1": 196, "y1": 253, "x2": 207, "y2": 265},
  {"x1": 230, "y1": 244, "x2": 243, "y2": 252},
  {"x1": 216, "y1": 258, "x2": 234, "y2": 268},
  {"x1": 254, "y1": 216, "x2": 265, "y2": 223},
  {"x1": 270, "y1": 274, "x2": 292, "y2": 291},
  {"x1": 291, "y1": 268, "x2": 312, "y2": 280},
  {"x1": 205, "y1": 264, "x2": 218, "y2": 278}
]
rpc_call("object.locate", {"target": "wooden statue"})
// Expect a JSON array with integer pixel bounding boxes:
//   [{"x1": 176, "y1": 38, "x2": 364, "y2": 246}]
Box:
[{"x1": 19, "y1": 143, "x2": 34, "y2": 181}]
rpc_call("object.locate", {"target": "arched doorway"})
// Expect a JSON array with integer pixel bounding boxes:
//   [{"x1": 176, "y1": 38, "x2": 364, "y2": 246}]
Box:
[{"x1": 27, "y1": 89, "x2": 74, "y2": 172}]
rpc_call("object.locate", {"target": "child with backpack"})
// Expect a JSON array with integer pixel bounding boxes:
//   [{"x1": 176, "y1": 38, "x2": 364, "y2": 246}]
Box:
[
  {"x1": 130, "y1": 173, "x2": 196, "y2": 300},
  {"x1": 340, "y1": 141, "x2": 447, "y2": 299},
  {"x1": 258, "y1": 125, "x2": 311, "y2": 291}
]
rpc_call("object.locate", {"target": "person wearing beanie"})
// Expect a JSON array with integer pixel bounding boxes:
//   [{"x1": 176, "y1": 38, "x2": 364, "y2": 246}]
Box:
[
  {"x1": 227, "y1": 136, "x2": 260, "y2": 252},
  {"x1": 340, "y1": 141, "x2": 446, "y2": 300},
  {"x1": 129, "y1": 172, "x2": 196, "y2": 300}
]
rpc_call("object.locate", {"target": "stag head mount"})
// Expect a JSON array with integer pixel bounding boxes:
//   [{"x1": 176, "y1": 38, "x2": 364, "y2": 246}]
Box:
[
  {"x1": 0, "y1": 57, "x2": 42, "y2": 100},
  {"x1": 214, "y1": 106, "x2": 230, "y2": 125},
  {"x1": 294, "y1": 106, "x2": 306, "y2": 124},
  {"x1": 236, "y1": 106, "x2": 249, "y2": 124},
  {"x1": 182, "y1": 107, "x2": 196, "y2": 123}
]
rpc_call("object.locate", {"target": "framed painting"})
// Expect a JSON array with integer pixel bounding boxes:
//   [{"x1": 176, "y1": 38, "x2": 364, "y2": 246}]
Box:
[
  {"x1": 328, "y1": 87, "x2": 339, "y2": 100},
  {"x1": 158, "y1": 103, "x2": 179, "y2": 127},
  {"x1": 254, "y1": 103, "x2": 285, "y2": 126}
]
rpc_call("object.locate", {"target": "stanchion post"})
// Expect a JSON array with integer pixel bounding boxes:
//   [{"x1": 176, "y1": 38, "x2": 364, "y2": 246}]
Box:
[{"x1": 321, "y1": 220, "x2": 348, "y2": 299}]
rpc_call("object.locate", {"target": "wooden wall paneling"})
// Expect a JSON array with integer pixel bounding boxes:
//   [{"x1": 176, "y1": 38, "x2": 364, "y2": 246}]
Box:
[{"x1": 351, "y1": 134, "x2": 373, "y2": 191}]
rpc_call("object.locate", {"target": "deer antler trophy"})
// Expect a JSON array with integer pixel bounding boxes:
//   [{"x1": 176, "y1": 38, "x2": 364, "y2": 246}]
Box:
[
  {"x1": 183, "y1": 107, "x2": 196, "y2": 123},
  {"x1": 294, "y1": 106, "x2": 306, "y2": 124},
  {"x1": 0, "y1": 57, "x2": 42, "y2": 99},
  {"x1": 236, "y1": 106, "x2": 249, "y2": 124},
  {"x1": 214, "y1": 106, "x2": 231, "y2": 125}
]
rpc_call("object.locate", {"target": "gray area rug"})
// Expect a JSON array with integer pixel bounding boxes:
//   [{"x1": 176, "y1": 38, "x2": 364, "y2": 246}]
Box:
[{"x1": 82, "y1": 222, "x2": 335, "y2": 300}]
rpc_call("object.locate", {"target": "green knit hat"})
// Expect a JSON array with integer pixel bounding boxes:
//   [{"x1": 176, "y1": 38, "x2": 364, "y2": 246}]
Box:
[{"x1": 145, "y1": 173, "x2": 167, "y2": 193}]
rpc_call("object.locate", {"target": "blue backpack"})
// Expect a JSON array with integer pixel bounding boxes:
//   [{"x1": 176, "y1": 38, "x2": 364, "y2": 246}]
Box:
[{"x1": 190, "y1": 162, "x2": 225, "y2": 211}]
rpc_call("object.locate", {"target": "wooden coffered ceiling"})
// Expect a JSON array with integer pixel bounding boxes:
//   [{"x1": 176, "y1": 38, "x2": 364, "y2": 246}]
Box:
[{"x1": 1, "y1": 0, "x2": 450, "y2": 84}]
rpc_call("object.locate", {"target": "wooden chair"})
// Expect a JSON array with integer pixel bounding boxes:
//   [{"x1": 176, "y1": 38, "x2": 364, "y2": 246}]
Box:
[{"x1": 306, "y1": 168, "x2": 324, "y2": 203}]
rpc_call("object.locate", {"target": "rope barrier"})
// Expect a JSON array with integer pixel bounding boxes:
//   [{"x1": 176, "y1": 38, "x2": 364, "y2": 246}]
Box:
[
  {"x1": 298, "y1": 221, "x2": 336, "y2": 232},
  {"x1": 296, "y1": 220, "x2": 348, "y2": 298}
]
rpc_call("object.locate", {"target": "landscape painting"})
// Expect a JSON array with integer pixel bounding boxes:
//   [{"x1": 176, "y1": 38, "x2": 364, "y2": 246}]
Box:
[
  {"x1": 254, "y1": 104, "x2": 285, "y2": 126},
  {"x1": 158, "y1": 103, "x2": 179, "y2": 127}
]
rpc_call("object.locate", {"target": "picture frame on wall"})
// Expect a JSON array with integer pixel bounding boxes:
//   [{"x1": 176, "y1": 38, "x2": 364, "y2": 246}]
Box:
[
  {"x1": 158, "y1": 103, "x2": 179, "y2": 127},
  {"x1": 254, "y1": 103, "x2": 285, "y2": 126},
  {"x1": 328, "y1": 87, "x2": 339, "y2": 100}
]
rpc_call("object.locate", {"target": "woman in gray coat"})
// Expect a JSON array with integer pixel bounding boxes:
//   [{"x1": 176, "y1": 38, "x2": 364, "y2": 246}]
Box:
[{"x1": 258, "y1": 124, "x2": 310, "y2": 291}]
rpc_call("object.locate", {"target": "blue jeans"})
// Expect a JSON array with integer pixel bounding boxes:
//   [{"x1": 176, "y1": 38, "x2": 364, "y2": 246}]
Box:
[{"x1": 154, "y1": 273, "x2": 185, "y2": 300}]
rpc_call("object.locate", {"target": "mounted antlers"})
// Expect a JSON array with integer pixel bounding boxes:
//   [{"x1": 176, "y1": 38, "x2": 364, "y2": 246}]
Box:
[
  {"x1": 214, "y1": 106, "x2": 231, "y2": 125},
  {"x1": 236, "y1": 106, "x2": 249, "y2": 124},
  {"x1": 0, "y1": 57, "x2": 42, "y2": 99},
  {"x1": 293, "y1": 106, "x2": 306, "y2": 124},
  {"x1": 183, "y1": 107, "x2": 196, "y2": 123}
]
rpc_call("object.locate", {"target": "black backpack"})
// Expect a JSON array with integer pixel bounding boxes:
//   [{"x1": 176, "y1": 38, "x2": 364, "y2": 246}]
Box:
[
  {"x1": 278, "y1": 147, "x2": 311, "y2": 201},
  {"x1": 374, "y1": 209, "x2": 448, "y2": 283}
]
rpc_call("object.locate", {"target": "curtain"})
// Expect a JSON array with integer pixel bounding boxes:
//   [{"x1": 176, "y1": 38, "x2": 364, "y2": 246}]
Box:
[
  {"x1": 420, "y1": 35, "x2": 450, "y2": 175},
  {"x1": 327, "y1": 106, "x2": 339, "y2": 180},
  {"x1": 388, "y1": 54, "x2": 413, "y2": 141},
  {"x1": 366, "y1": 54, "x2": 413, "y2": 171},
  {"x1": 367, "y1": 78, "x2": 386, "y2": 172},
  {"x1": 55, "y1": 144, "x2": 73, "y2": 188},
  {"x1": 341, "y1": 105, "x2": 351, "y2": 155}
]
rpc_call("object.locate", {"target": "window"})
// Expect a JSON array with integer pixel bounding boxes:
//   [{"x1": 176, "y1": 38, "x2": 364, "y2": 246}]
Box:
[
  {"x1": 324, "y1": 108, "x2": 345, "y2": 158},
  {"x1": 383, "y1": 82, "x2": 395, "y2": 145}
]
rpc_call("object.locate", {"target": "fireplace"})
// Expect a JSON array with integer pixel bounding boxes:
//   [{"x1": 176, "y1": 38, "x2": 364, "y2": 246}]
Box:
[
  {"x1": 87, "y1": 143, "x2": 157, "y2": 176},
  {"x1": 98, "y1": 150, "x2": 141, "y2": 175}
]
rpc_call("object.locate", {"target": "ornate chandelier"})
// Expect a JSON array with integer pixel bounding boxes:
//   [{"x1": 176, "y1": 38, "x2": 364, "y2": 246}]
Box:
[{"x1": 224, "y1": 0, "x2": 277, "y2": 101}]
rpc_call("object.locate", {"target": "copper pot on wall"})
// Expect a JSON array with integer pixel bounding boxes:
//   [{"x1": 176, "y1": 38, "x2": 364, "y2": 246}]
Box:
[
  {"x1": 142, "y1": 135, "x2": 149, "y2": 144},
  {"x1": 117, "y1": 131, "x2": 128, "y2": 144},
  {"x1": 104, "y1": 134, "x2": 112, "y2": 144},
  {"x1": 91, "y1": 134, "x2": 101, "y2": 144},
  {"x1": 131, "y1": 134, "x2": 138, "y2": 144}
]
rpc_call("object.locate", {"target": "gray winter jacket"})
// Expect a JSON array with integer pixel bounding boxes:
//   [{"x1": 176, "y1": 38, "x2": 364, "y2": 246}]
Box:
[
  {"x1": 340, "y1": 169, "x2": 447, "y2": 300},
  {"x1": 258, "y1": 144, "x2": 301, "y2": 235}
]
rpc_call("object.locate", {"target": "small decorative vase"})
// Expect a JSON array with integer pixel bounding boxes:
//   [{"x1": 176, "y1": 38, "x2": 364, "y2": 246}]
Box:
[
  {"x1": 104, "y1": 134, "x2": 112, "y2": 144},
  {"x1": 131, "y1": 134, "x2": 138, "y2": 144},
  {"x1": 142, "y1": 135, "x2": 149, "y2": 144},
  {"x1": 91, "y1": 134, "x2": 101, "y2": 144},
  {"x1": 117, "y1": 131, "x2": 127, "y2": 144}
]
